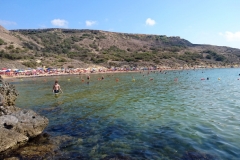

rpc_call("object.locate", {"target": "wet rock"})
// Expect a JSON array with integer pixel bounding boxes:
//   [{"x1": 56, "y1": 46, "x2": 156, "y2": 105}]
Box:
[
  {"x1": 3, "y1": 157, "x2": 20, "y2": 160},
  {"x1": 101, "y1": 154, "x2": 133, "y2": 160},
  {"x1": 1, "y1": 134, "x2": 77, "y2": 159}
]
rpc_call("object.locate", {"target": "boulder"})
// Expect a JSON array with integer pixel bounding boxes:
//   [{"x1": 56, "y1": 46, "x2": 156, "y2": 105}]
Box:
[
  {"x1": 0, "y1": 76, "x2": 49, "y2": 153},
  {"x1": 0, "y1": 128, "x2": 28, "y2": 153},
  {"x1": 0, "y1": 107, "x2": 49, "y2": 153},
  {"x1": 0, "y1": 76, "x2": 18, "y2": 107}
]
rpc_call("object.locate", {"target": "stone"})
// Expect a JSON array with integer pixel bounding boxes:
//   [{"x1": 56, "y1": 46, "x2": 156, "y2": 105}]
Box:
[
  {"x1": 0, "y1": 108, "x2": 49, "y2": 153},
  {"x1": 11, "y1": 109, "x2": 49, "y2": 137},
  {"x1": 1, "y1": 134, "x2": 76, "y2": 159},
  {"x1": 0, "y1": 93, "x2": 4, "y2": 106},
  {"x1": 0, "y1": 128, "x2": 28, "y2": 152},
  {"x1": 0, "y1": 77, "x2": 19, "y2": 107},
  {"x1": 4, "y1": 157, "x2": 20, "y2": 160},
  {"x1": 0, "y1": 77, "x2": 49, "y2": 154}
]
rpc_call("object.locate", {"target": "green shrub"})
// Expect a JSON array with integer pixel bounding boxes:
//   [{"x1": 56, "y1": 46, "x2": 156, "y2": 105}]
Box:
[
  {"x1": 7, "y1": 45, "x2": 14, "y2": 50},
  {"x1": 68, "y1": 65, "x2": 74, "y2": 68},
  {"x1": 59, "y1": 58, "x2": 67, "y2": 62},
  {"x1": 22, "y1": 61, "x2": 37, "y2": 68},
  {"x1": 215, "y1": 55, "x2": 225, "y2": 61},
  {"x1": 89, "y1": 43, "x2": 98, "y2": 49},
  {"x1": 206, "y1": 55, "x2": 211, "y2": 59},
  {"x1": 178, "y1": 52, "x2": 202, "y2": 62},
  {"x1": 0, "y1": 38, "x2": 4, "y2": 45}
]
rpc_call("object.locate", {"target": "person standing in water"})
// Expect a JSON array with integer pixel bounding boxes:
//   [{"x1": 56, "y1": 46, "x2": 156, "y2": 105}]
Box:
[
  {"x1": 53, "y1": 80, "x2": 63, "y2": 94},
  {"x1": 87, "y1": 75, "x2": 90, "y2": 80}
]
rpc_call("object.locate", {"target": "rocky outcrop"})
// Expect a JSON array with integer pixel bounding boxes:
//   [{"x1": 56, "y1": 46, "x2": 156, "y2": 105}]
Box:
[
  {"x1": 0, "y1": 76, "x2": 49, "y2": 153},
  {"x1": 0, "y1": 77, "x2": 18, "y2": 107}
]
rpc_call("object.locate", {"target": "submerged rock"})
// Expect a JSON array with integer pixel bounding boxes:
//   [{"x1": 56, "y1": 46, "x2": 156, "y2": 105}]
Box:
[
  {"x1": 182, "y1": 151, "x2": 216, "y2": 160},
  {"x1": 0, "y1": 134, "x2": 77, "y2": 159},
  {"x1": 0, "y1": 76, "x2": 49, "y2": 153}
]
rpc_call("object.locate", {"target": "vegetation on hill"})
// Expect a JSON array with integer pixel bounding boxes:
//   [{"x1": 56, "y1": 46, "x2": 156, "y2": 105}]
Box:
[{"x1": 0, "y1": 27, "x2": 240, "y2": 69}]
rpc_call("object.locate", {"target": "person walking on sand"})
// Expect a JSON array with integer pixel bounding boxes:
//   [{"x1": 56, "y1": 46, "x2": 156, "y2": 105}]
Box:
[{"x1": 52, "y1": 80, "x2": 63, "y2": 94}]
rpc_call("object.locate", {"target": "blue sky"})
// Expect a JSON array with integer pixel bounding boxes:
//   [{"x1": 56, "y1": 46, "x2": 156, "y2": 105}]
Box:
[{"x1": 1, "y1": 0, "x2": 240, "y2": 49}]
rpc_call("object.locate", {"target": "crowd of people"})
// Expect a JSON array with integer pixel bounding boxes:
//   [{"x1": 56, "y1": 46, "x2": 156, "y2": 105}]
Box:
[{"x1": 0, "y1": 66, "x2": 161, "y2": 79}]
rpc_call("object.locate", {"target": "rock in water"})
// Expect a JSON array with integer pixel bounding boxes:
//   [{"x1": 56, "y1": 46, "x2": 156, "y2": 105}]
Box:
[
  {"x1": 0, "y1": 76, "x2": 18, "y2": 107},
  {"x1": 0, "y1": 76, "x2": 49, "y2": 153}
]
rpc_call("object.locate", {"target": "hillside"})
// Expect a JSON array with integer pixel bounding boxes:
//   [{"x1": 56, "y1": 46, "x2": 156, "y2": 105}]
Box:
[{"x1": 1, "y1": 25, "x2": 240, "y2": 69}]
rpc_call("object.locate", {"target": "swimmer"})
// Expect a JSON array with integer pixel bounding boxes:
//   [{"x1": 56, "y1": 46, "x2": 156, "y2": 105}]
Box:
[
  {"x1": 132, "y1": 76, "x2": 135, "y2": 82},
  {"x1": 52, "y1": 80, "x2": 63, "y2": 94},
  {"x1": 87, "y1": 75, "x2": 90, "y2": 80},
  {"x1": 80, "y1": 76, "x2": 84, "y2": 82}
]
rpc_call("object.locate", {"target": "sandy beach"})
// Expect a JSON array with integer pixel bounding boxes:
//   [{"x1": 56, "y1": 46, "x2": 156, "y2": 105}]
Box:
[{"x1": 1, "y1": 69, "x2": 146, "y2": 80}]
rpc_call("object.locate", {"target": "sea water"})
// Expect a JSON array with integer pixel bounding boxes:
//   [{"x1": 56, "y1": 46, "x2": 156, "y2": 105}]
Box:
[{"x1": 13, "y1": 68, "x2": 240, "y2": 159}]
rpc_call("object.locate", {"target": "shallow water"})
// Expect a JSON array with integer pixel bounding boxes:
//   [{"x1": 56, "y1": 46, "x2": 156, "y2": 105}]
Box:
[{"x1": 13, "y1": 68, "x2": 240, "y2": 159}]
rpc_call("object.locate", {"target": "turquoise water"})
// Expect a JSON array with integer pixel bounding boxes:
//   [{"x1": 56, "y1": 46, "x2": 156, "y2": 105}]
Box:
[{"x1": 13, "y1": 68, "x2": 240, "y2": 159}]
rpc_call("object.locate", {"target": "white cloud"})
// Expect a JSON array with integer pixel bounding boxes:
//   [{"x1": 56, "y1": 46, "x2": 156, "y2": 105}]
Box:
[
  {"x1": 219, "y1": 31, "x2": 240, "y2": 42},
  {"x1": 86, "y1": 20, "x2": 97, "y2": 27},
  {"x1": 0, "y1": 20, "x2": 17, "y2": 26},
  {"x1": 145, "y1": 18, "x2": 156, "y2": 26},
  {"x1": 51, "y1": 19, "x2": 68, "y2": 27}
]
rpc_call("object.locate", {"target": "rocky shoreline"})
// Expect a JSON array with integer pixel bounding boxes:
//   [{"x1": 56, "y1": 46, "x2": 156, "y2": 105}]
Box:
[{"x1": 0, "y1": 76, "x2": 49, "y2": 159}]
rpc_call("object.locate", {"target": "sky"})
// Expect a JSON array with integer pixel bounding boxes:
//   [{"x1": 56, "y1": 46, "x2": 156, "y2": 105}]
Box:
[{"x1": 0, "y1": 0, "x2": 240, "y2": 49}]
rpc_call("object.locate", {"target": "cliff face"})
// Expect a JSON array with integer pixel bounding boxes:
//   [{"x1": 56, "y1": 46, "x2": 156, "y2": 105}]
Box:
[
  {"x1": 0, "y1": 76, "x2": 49, "y2": 153},
  {"x1": 1, "y1": 26, "x2": 240, "y2": 69}
]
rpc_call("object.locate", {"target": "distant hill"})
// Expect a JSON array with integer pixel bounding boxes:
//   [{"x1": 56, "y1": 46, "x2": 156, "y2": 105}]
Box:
[{"x1": 0, "y1": 25, "x2": 240, "y2": 69}]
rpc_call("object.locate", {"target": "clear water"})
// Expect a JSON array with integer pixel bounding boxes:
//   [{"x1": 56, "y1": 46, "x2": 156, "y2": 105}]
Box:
[{"x1": 13, "y1": 68, "x2": 240, "y2": 159}]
